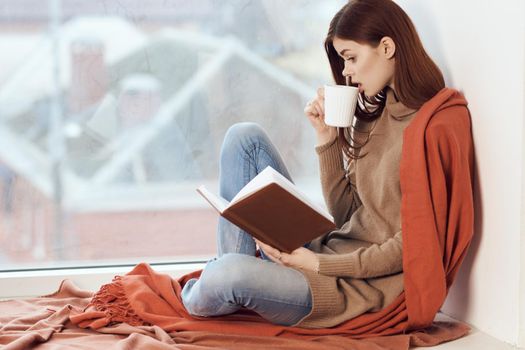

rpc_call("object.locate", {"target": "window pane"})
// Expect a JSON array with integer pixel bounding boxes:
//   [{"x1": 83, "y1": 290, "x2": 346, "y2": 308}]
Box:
[{"x1": 0, "y1": 0, "x2": 345, "y2": 270}]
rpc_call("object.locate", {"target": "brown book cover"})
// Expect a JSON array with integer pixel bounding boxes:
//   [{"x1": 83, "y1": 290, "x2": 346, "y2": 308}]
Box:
[{"x1": 197, "y1": 166, "x2": 336, "y2": 253}]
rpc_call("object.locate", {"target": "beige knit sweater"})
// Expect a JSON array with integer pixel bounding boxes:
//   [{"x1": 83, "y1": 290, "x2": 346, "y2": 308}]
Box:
[{"x1": 293, "y1": 87, "x2": 418, "y2": 328}]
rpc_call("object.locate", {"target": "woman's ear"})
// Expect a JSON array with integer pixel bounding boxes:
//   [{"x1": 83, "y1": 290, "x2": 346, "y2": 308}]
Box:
[{"x1": 380, "y1": 36, "x2": 396, "y2": 59}]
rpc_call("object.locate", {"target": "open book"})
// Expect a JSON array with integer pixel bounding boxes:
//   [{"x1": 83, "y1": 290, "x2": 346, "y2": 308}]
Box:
[{"x1": 197, "y1": 166, "x2": 336, "y2": 253}]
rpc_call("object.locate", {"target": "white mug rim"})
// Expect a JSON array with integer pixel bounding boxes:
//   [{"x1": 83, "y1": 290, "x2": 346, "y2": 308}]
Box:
[{"x1": 324, "y1": 84, "x2": 358, "y2": 90}]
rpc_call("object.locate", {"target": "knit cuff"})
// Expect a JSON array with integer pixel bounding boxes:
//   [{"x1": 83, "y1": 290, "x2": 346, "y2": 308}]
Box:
[
  {"x1": 317, "y1": 253, "x2": 356, "y2": 277},
  {"x1": 315, "y1": 137, "x2": 344, "y2": 174}
]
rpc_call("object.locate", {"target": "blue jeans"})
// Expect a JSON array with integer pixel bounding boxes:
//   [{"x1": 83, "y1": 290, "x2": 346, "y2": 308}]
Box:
[{"x1": 181, "y1": 122, "x2": 312, "y2": 326}]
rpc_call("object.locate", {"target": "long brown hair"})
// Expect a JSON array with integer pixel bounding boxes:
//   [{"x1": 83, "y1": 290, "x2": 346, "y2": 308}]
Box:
[{"x1": 325, "y1": 0, "x2": 445, "y2": 159}]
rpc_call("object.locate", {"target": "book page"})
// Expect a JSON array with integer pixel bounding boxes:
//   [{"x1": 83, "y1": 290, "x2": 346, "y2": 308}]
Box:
[
  {"x1": 231, "y1": 166, "x2": 334, "y2": 223},
  {"x1": 196, "y1": 185, "x2": 229, "y2": 213},
  {"x1": 230, "y1": 166, "x2": 275, "y2": 205}
]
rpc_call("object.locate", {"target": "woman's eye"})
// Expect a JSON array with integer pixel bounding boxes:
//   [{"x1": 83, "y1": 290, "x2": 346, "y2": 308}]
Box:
[{"x1": 345, "y1": 57, "x2": 355, "y2": 62}]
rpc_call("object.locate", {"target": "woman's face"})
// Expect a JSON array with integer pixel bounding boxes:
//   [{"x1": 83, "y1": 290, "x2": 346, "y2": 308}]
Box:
[{"x1": 332, "y1": 36, "x2": 396, "y2": 96}]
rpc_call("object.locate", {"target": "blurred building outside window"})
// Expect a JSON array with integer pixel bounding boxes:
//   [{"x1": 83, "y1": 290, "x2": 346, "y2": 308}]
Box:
[{"x1": 0, "y1": 0, "x2": 345, "y2": 271}]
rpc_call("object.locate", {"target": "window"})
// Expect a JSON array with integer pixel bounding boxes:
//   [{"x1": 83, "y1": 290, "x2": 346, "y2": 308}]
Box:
[{"x1": 0, "y1": 0, "x2": 345, "y2": 271}]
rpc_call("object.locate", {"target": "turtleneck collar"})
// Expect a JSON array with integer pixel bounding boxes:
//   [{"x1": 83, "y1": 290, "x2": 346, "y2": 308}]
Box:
[{"x1": 385, "y1": 87, "x2": 417, "y2": 119}]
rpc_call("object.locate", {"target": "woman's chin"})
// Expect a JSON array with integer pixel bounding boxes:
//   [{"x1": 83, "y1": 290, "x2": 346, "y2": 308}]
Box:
[{"x1": 364, "y1": 88, "x2": 382, "y2": 97}]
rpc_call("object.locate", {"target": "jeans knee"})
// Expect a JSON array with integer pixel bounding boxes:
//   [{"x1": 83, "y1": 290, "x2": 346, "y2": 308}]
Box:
[
  {"x1": 226, "y1": 122, "x2": 265, "y2": 141},
  {"x1": 182, "y1": 273, "x2": 226, "y2": 317},
  {"x1": 221, "y1": 122, "x2": 266, "y2": 157},
  {"x1": 181, "y1": 279, "x2": 204, "y2": 316},
  {"x1": 182, "y1": 255, "x2": 254, "y2": 317},
  {"x1": 203, "y1": 254, "x2": 254, "y2": 292}
]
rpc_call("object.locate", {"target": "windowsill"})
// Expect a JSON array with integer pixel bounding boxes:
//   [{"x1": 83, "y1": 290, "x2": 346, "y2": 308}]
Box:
[
  {"x1": 1, "y1": 266, "x2": 521, "y2": 349},
  {"x1": 421, "y1": 313, "x2": 520, "y2": 349},
  {"x1": 0, "y1": 261, "x2": 206, "y2": 299}
]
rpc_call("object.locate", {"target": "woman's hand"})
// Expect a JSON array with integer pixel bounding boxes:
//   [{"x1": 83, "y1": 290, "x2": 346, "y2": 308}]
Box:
[
  {"x1": 303, "y1": 87, "x2": 337, "y2": 145},
  {"x1": 254, "y1": 238, "x2": 320, "y2": 273}
]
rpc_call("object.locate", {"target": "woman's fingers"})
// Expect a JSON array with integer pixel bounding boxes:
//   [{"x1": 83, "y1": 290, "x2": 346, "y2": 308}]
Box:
[
  {"x1": 304, "y1": 102, "x2": 315, "y2": 116},
  {"x1": 312, "y1": 100, "x2": 324, "y2": 117},
  {"x1": 259, "y1": 240, "x2": 281, "y2": 258},
  {"x1": 266, "y1": 252, "x2": 284, "y2": 265},
  {"x1": 304, "y1": 100, "x2": 324, "y2": 120},
  {"x1": 253, "y1": 238, "x2": 300, "y2": 268},
  {"x1": 254, "y1": 239, "x2": 284, "y2": 264},
  {"x1": 279, "y1": 252, "x2": 292, "y2": 265},
  {"x1": 305, "y1": 88, "x2": 331, "y2": 135}
]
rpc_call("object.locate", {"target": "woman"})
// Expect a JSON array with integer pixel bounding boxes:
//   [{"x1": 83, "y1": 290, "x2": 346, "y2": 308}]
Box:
[{"x1": 181, "y1": 0, "x2": 463, "y2": 328}]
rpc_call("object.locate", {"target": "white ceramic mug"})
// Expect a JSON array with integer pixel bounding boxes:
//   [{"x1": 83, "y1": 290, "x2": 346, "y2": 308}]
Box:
[{"x1": 323, "y1": 84, "x2": 359, "y2": 127}]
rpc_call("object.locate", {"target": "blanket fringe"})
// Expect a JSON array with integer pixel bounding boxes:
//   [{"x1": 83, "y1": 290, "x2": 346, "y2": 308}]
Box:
[{"x1": 88, "y1": 275, "x2": 148, "y2": 327}]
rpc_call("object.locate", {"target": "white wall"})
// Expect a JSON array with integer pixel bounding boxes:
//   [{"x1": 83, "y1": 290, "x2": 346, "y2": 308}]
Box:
[
  {"x1": 521, "y1": 15, "x2": 525, "y2": 346},
  {"x1": 395, "y1": 0, "x2": 525, "y2": 346}
]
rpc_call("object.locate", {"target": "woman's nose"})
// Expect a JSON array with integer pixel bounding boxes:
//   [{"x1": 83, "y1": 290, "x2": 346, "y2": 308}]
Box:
[
  {"x1": 342, "y1": 70, "x2": 353, "y2": 85},
  {"x1": 342, "y1": 61, "x2": 353, "y2": 80}
]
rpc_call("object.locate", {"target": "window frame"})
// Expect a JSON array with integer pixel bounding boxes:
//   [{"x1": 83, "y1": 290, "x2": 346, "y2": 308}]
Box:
[{"x1": 0, "y1": 261, "x2": 205, "y2": 299}]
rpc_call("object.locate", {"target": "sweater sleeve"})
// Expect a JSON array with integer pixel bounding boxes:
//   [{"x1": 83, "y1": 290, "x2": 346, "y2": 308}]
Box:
[
  {"x1": 316, "y1": 230, "x2": 403, "y2": 278},
  {"x1": 315, "y1": 136, "x2": 362, "y2": 228}
]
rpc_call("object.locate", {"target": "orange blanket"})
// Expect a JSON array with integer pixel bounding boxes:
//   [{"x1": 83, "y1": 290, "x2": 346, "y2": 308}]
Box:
[
  {"x1": 0, "y1": 280, "x2": 467, "y2": 350},
  {"x1": 69, "y1": 87, "x2": 475, "y2": 348}
]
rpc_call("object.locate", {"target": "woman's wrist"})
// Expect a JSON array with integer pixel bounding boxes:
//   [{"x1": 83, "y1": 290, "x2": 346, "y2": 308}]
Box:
[{"x1": 316, "y1": 128, "x2": 337, "y2": 146}]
